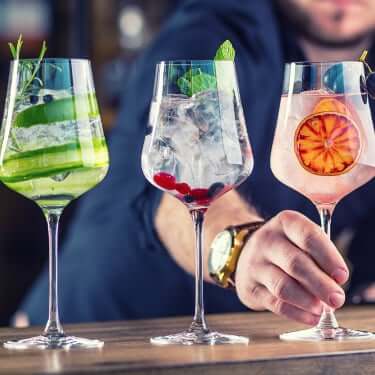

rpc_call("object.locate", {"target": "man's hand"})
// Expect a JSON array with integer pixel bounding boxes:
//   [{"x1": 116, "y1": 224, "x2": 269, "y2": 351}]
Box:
[
  {"x1": 156, "y1": 191, "x2": 349, "y2": 326},
  {"x1": 236, "y1": 210, "x2": 349, "y2": 326}
]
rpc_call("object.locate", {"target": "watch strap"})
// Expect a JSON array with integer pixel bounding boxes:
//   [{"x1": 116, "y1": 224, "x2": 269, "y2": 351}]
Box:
[{"x1": 214, "y1": 220, "x2": 265, "y2": 288}]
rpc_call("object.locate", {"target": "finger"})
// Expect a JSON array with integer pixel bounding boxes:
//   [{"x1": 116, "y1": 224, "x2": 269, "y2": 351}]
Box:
[
  {"x1": 257, "y1": 264, "x2": 323, "y2": 315},
  {"x1": 278, "y1": 211, "x2": 349, "y2": 284},
  {"x1": 249, "y1": 284, "x2": 321, "y2": 326},
  {"x1": 265, "y1": 236, "x2": 346, "y2": 309}
]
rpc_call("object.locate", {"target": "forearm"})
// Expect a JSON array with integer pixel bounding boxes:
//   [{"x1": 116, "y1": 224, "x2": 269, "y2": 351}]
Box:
[{"x1": 154, "y1": 191, "x2": 261, "y2": 282}]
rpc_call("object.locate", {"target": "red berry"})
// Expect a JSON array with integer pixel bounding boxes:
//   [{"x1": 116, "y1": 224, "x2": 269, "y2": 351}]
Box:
[
  {"x1": 191, "y1": 188, "x2": 209, "y2": 200},
  {"x1": 175, "y1": 182, "x2": 191, "y2": 195},
  {"x1": 153, "y1": 172, "x2": 176, "y2": 190},
  {"x1": 196, "y1": 198, "x2": 211, "y2": 206}
]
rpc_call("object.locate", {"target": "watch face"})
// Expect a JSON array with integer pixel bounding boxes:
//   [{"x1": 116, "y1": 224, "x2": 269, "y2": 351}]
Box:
[{"x1": 208, "y1": 230, "x2": 233, "y2": 274}]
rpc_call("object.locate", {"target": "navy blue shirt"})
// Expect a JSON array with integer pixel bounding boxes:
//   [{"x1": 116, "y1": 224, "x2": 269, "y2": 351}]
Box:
[{"x1": 22, "y1": 0, "x2": 375, "y2": 324}]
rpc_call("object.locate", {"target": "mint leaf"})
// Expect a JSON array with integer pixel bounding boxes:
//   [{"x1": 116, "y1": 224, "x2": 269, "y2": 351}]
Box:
[
  {"x1": 191, "y1": 72, "x2": 217, "y2": 94},
  {"x1": 214, "y1": 40, "x2": 235, "y2": 61},
  {"x1": 176, "y1": 40, "x2": 235, "y2": 96},
  {"x1": 177, "y1": 69, "x2": 217, "y2": 96},
  {"x1": 177, "y1": 75, "x2": 193, "y2": 96}
]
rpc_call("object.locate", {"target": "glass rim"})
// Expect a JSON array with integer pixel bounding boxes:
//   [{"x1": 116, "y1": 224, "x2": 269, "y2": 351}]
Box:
[
  {"x1": 10, "y1": 58, "x2": 91, "y2": 64},
  {"x1": 286, "y1": 60, "x2": 364, "y2": 67},
  {"x1": 156, "y1": 60, "x2": 235, "y2": 66}
]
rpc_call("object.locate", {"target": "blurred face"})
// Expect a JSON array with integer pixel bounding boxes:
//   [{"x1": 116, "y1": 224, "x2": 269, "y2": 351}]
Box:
[{"x1": 276, "y1": 0, "x2": 375, "y2": 47}]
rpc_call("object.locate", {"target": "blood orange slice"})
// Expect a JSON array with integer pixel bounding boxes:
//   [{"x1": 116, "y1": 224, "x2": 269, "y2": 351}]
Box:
[
  {"x1": 295, "y1": 112, "x2": 361, "y2": 176},
  {"x1": 313, "y1": 98, "x2": 350, "y2": 116}
]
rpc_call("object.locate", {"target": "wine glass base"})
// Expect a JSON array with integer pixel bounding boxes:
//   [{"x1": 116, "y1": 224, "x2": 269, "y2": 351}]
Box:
[
  {"x1": 280, "y1": 326, "x2": 375, "y2": 341},
  {"x1": 150, "y1": 330, "x2": 249, "y2": 346},
  {"x1": 4, "y1": 334, "x2": 104, "y2": 350}
]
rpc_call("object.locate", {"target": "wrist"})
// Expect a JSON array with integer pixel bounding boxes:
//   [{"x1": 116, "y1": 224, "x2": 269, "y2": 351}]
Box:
[{"x1": 208, "y1": 220, "x2": 265, "y2": 288}]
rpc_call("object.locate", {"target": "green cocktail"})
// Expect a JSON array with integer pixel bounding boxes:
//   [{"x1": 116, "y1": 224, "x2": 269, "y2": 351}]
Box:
[
  {"x1": 0, "y1": 51, "x2": 109, "y2": 350},
  {"x1": 1, "y1": 94, "x2": 109, "y2": 209}
]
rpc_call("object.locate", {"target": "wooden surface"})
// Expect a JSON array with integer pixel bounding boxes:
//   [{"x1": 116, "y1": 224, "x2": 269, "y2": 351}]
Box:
[{"x1": 1, "y1": 307, "x2": 375, "y2": 374}]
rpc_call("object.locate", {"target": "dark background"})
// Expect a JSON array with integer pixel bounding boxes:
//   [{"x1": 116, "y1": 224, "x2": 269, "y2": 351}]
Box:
[{"x1": 0, "y1": 0, "x2": 180, "y2": 326}]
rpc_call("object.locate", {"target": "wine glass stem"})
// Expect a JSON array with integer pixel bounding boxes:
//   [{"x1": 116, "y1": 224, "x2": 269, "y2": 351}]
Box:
[
  {"x1": 190, "y1": 209, "x2": 208, "y2": 333},
  {"x1": 43, "y1": 209, "x2": 64, "y2": 337},
  {"x1": 317, "y1": 204, "x2": 339, "y2": 330}
]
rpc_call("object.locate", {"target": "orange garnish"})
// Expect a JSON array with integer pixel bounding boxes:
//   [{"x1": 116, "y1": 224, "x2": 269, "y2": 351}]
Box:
[
  {"x1": 295, "y1": 112, "x2": 361, "y2": 176},
  {"x1": 313, "y1": 98, "x2": 350, "y2": 116}
]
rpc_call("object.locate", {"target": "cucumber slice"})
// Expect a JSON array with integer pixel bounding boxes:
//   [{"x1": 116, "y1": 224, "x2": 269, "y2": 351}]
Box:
[
  {"x1": 14, "y1": 93, "x2": 99, "y2": 128},
  {"x1": 1, "y1": 138, "x2": 108, "y2": 183}
]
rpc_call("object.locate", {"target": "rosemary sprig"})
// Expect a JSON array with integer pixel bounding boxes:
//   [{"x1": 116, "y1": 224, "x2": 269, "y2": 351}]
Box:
[
  {"x1": 18, "y1": 40, "x2": 47, "y2": 99},
  {"x1": 8, "y1": 34, "x2": 23, "y2": 60},
  {"x1": 7, "y1": 35, "x2": 47, "y2": 152},
  {"x1": 8, "y1": 35, "x2": 48, "y2": 104}
]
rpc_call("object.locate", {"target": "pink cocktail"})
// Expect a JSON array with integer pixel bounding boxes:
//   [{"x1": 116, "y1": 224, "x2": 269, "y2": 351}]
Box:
[
  {"x1": 272, "y1": 91, "x2": 375, "y2": 204},
  {"x1": 271, "y1": 61, "x2": 375, "y2": 341}
]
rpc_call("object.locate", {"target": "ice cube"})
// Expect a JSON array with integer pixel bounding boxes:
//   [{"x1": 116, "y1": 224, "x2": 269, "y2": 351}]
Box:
[
  {"x1": 13, "y1": 120, "x2": 78, "y2": 152},
  {"x1": 158, "y1": 95, "x2": 200, "y2": 158},
  {"x1": 153, "y1": 91, "x2": 245, "y2": 186},
  {"x1": 189, "y1": 90, "x2": 220, "y2": 134}
]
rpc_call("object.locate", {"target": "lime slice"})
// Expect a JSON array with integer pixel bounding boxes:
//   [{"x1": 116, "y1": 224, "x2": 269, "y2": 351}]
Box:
[
  {"x1": 1, "y1": 137, "x2": 108, "y2": 183},
  {"x1": 14, "y1": 93, "x2": 99, "y2": 128}
]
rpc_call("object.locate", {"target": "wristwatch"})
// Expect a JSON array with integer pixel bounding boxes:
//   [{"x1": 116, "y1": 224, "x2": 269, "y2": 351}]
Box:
[{"x1": 208, "y1": 221, "x2": 265, "y2": 288}]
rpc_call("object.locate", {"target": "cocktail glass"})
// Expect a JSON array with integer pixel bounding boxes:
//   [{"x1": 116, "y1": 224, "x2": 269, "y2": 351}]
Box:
[
  {"x1": 271, "y1": 61, "x2": 375, "y2": 341},
  {"x1": 142, "y1": 60, "x2": 254, "y2": 345},
  {"x1": 0, "y1": 58, "x2": 109, "y2": 349}
]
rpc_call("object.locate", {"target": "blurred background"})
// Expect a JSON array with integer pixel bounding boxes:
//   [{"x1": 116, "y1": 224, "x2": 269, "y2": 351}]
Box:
[{"x1": 0, "y1": 0, "x2": 180, "y2": 326}]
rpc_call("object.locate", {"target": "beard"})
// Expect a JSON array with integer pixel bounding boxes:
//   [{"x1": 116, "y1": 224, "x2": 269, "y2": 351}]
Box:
[{"x1": 274, "y1": 0, "x2": 374, "y2": 49}]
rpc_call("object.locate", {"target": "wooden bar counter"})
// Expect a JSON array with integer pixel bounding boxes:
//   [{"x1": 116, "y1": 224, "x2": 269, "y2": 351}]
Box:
[{"x1": 1, "y1": 306, "x2": 375, "y2": 374}]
